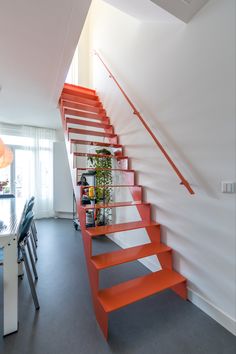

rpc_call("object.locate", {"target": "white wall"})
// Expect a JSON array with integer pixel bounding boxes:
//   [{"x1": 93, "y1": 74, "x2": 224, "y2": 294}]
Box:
[{"x1": 78, "y1": 0, "x2": 236, "y2": 334}]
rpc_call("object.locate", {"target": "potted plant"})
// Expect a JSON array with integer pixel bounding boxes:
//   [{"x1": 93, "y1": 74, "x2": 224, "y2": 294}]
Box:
[{"x1": 88, "y1": 148, "x2": 113, "y2": 226}]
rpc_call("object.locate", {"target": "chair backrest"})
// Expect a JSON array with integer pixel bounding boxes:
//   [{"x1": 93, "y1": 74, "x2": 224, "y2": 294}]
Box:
[
  {"x1": 26, "y1": 200, "x2": 34, "y2": 213},
  {"x1": 28, "y1": 196, "x2": 35, "y2": 204},
  {"x1": 18, "y1": 211, "x2": 34, "y2": 244},
  {"x1": 18, "y1": 197, "x2": 35, "y2": 237}
]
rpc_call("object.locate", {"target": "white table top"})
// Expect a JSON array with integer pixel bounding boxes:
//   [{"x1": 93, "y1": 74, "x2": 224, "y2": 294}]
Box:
[{"x1": 0, "y1": 198, "x2": 24, "y2": 238}]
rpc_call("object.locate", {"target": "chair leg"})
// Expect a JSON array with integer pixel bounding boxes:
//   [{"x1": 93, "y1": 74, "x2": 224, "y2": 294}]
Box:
[
  {"x1": 31, "y1": 225, "x2": 38, "y2": 248},
  {"x1": 32, "y1": 220, "x2": 38, "y2": 242},
  {"x1": 26, "y1": 240, "x2": 38, "y2": 280},
  {"x1": 20, "y1": 245, "x2": 40, "y2": 310},
  {"x1": 30, "y1": 231, "x2": 38, "y2": 261}
]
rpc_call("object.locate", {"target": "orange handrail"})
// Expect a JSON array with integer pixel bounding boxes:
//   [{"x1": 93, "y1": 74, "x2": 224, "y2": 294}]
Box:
[{"x1": 94, "y1": 50, "x2": 194, "y2": 195}]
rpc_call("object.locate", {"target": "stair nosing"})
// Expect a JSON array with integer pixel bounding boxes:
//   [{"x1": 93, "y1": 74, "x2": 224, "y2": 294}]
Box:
[
  {"x1": 70, "y1": 139, "x2": 122, "y2": 149},
  {"x1": 86, "y1": 220, "x2": 159, "y2": 236},
  {"x1": 76, "y1": 168, "x2": 134, "y2": 172},
  {"x1": 66, "y1": 118, "x2": 112, "y2": 129},
  {"x1": 91, "y1": 243, "x2": 170, "y2": 270},
  {"x1": 74, "y1": 152, "x2": 128, "y2": 159},
  {"x1": 81, "y1": 201, "x2": 149, "y2": 210},
  {"x1": 68, "y1": 127, "x2": 117, "y2": 138}
]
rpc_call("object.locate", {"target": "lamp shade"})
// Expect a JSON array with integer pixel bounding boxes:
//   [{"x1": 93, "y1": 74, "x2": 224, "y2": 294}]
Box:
[
  {"x1": 0, "y1": 146, "x2": 13, "y2": 169},
  {"x1": 0, "y1": 138, "x2": 5, "y2": 158}
]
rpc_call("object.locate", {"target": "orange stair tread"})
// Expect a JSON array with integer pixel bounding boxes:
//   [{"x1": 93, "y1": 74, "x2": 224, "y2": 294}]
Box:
[
  {"x1": 82, "y1": 201, "x2": 149, "y2": 210},
  {"x1": 61, "y1": 93, "x2": 102, "y2": 107},
  {"x1": 91, "y1": 243, "x2": 170, "y2": 270},
  {"x1": 64, "y1": 108, "x2": 106, "y2": 119},
  {"x1": 70, "y1": 139, "x2": 122, "y2": 149},
  {"x1": 64, "y1": 83, "x2": 96, "y2": 95},
  {"x1": 62, "y1": 101, "x2": 103, "y2": 114},
  {"x1": 68, "y1": 127, "x2": 117, "y2": 138},
  {"x1": 77, "y1": 167, "x2": 134, "y2": 172},
  {"x1": 66, "y1": 117, "x2": 111, "y2": 129},
  {"x1": 74, "y1": 152, "x2": 127, "y2": 159},
  {"x1": 98, "y1": 269, "x2": 186, "y2": 313},
  {"x1": 80, "y1": 184, "x2": 138, "y2": 188},
  {"x1": 61, "y1": 97, "x2": 102, "y2": 108},
  {"x1": 86, "y1": 220, "x2": 159, "y2": 236},
  {"x1": 63, "y1": 89, "x2": 98, "y2": 100}
]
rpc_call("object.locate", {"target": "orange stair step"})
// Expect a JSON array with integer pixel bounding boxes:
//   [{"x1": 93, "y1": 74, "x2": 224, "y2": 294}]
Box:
[
  {"x1": 62, "y1": 100, "x2": 105, "y2": 114},
  {"x1": 86, "y1": 220, "x2": 159, "y2": 237},
  {"x1": 81, "y1": 184, "x2": 138, "y2": 188},
  {"x1": 98, "y1": 269, "x2": 186, "y2": 313},
  {"x1": 82, "y1": 201, "x2": 149, "y2": 210},
  {"x1": 77, "y1": 167, "x2": 134, "y2": 172},
  {"x1": 64, "y1": 108, "x2": 107, "y2": 121},
  {"x1": 62, "y1": 87, "x2": 98, "y2": 100},
  {"x1": 68, "y1": 127, "x2": 117, "y2": 139},
  {"x1": 74, "y1": 152, "x2": 127, "y2": 160},
  {"x1": 71, "y1": 139, "x2": 122, "y2": 149},
  {"x1": 61, "y1": 93, "x2": 102, "y2": 107},
  {"x1": 66, "y1": 117, "x2": 112, "y2": 130},
  {"x1": 91, "y1": 243, "x2": 171, "y2": 270},
  {"x1": 64, "y1": 83, "x2": 96, "y2": 95}
]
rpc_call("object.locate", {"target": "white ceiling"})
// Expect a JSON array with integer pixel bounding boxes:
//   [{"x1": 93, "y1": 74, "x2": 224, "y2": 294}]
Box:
[
  {"x1": 0, "y1": 0, "x2": 91, "y2": 129},
  {"x1": 103, "y1": 0, "x2": 209, "y2": 22},
  {"x1": 0, "y1": 0, "x2": 209, "y2": 130},
  {"x1": 102, "y1": 0, "x2": 181, "y2": 22},
  {"x1": 150, "y1": 0, "x2": 210, "y2": 23}
]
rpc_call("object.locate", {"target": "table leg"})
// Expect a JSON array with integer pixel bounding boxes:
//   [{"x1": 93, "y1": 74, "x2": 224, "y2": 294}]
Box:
[{"x1": 3, "y1": 237, "x2": 18, "y2": 336}]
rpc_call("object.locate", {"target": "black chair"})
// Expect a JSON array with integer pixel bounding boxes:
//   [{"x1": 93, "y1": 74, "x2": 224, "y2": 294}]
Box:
[
  {"x1": 28, "y1": 196, "x2": 38, "y2": 239},
  {"x1": 0, "y1": 211, "x2": 40, "y2": 310},
  {"x1": 18, "y1": 210, "x2": 40, "y2": 310},
  {"x1": 20, "y1": 199, "x2": 38, "y2": 261}
]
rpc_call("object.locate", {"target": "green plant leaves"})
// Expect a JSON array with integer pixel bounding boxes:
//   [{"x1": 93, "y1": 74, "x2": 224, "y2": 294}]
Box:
[{"x1": 87, "y1": 147, "x2": 113, "y2": 225}]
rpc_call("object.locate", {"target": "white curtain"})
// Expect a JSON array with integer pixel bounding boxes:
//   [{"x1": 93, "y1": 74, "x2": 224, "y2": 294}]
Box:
[{"x1": 0, "y1": 123, "x2": 56, "y2": 218}]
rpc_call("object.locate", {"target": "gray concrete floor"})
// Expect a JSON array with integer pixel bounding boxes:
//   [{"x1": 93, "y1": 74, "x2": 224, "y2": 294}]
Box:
[{"x1": 0, "y1": 219, "x2": 235, "y2": 354}]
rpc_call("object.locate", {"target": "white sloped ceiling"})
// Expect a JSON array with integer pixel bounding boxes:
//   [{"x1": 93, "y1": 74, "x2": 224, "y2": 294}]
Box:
[{"x1": 0, "y1": 0, "x2": 91, "y2": 129}]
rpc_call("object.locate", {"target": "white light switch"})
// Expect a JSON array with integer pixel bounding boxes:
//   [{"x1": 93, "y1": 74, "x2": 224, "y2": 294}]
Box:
[{"x1": 221, "y1": 182, "x2": 236, "y2": 193}]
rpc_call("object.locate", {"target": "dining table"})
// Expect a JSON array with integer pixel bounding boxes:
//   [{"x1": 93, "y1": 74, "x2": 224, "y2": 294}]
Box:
[{"x1": 0, "y1": 196, "x2": 24, "y2": 336}]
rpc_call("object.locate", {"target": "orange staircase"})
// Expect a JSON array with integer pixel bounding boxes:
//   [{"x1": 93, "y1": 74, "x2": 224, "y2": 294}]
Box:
[{"x1": 59, "y1": 83, "x2": 187, "y2": 339}]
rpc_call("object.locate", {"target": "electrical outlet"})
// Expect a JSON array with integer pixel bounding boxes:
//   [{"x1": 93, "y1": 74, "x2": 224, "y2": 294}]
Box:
[
  {"x1": 181, "y1": 0, "x2": 192, "y2": 5},
  {"x1": 221, "y1": 181, "x2": 236, "y2": 193}
]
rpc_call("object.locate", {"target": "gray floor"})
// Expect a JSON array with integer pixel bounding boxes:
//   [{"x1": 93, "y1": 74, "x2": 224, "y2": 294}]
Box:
[{"x1": 0, "y1": 219, "x2": 235, "y2": 354}]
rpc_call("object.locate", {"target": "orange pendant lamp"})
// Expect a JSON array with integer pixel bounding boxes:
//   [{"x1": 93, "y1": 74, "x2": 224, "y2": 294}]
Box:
[
  {"x1": 0, "y1": 138, "x2": 5, "y2": 158},
  {"x1": 0, "y1": 138, "x2": 13, "y2": 169}
]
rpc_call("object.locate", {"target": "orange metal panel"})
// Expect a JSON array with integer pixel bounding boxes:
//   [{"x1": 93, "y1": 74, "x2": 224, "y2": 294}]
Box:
[
  {"x1": 70, "y1": 139, "x2": 122, "y2": 149},
  {"x1": 66, "y1": 117, "x2": 112, "y2": 130},
  {"x1": 63, "y1": 87, "x2": 98, "y2": 100},
  {"x1": 67, "y1": 127, "x2": 117, "y2": 140},
  {"x1": 86, "y1": 220, "x2": 159, "y2": 237},
  {"x1": 61, "y1": 93, "x2": 102, "y2": 107},
  {"x1": 91, "y1": 243, "x2": 171, "y2": 270},
  {"x1": 64, "y1": 108, "x2": 107, "y2": 120},
  {"x1": 82, "y1": 201, "x2": 150, "y2": 210},
  {"x1": 98, "y1": 269, "x2": 186, "y2": 313},
  {"x1": 74, "y1": 152, "x2": 127, "y2": 160},
  {"x1": 64, "y1": 83, "x2": 96, "y2": 95},
  {"x1": 62, "y1": 100, "x2": 105, "y2": 114}
]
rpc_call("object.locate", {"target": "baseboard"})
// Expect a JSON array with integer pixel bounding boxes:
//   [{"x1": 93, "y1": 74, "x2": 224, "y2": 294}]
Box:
[
  {"x1": 54, "y1": 212, "x2": 73, "y2": 219},
  {"x1": 110, "y1": 235, "x2": 236, "y2": 336},
  {"x1": 188, "y1": 288, "x2": 236, "y2": 336}
]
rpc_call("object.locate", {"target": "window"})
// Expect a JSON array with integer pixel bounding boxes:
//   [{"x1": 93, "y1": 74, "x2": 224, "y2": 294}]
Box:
[{"x1": 0, "y1": 124, "x2": 55, "y2": 218}]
